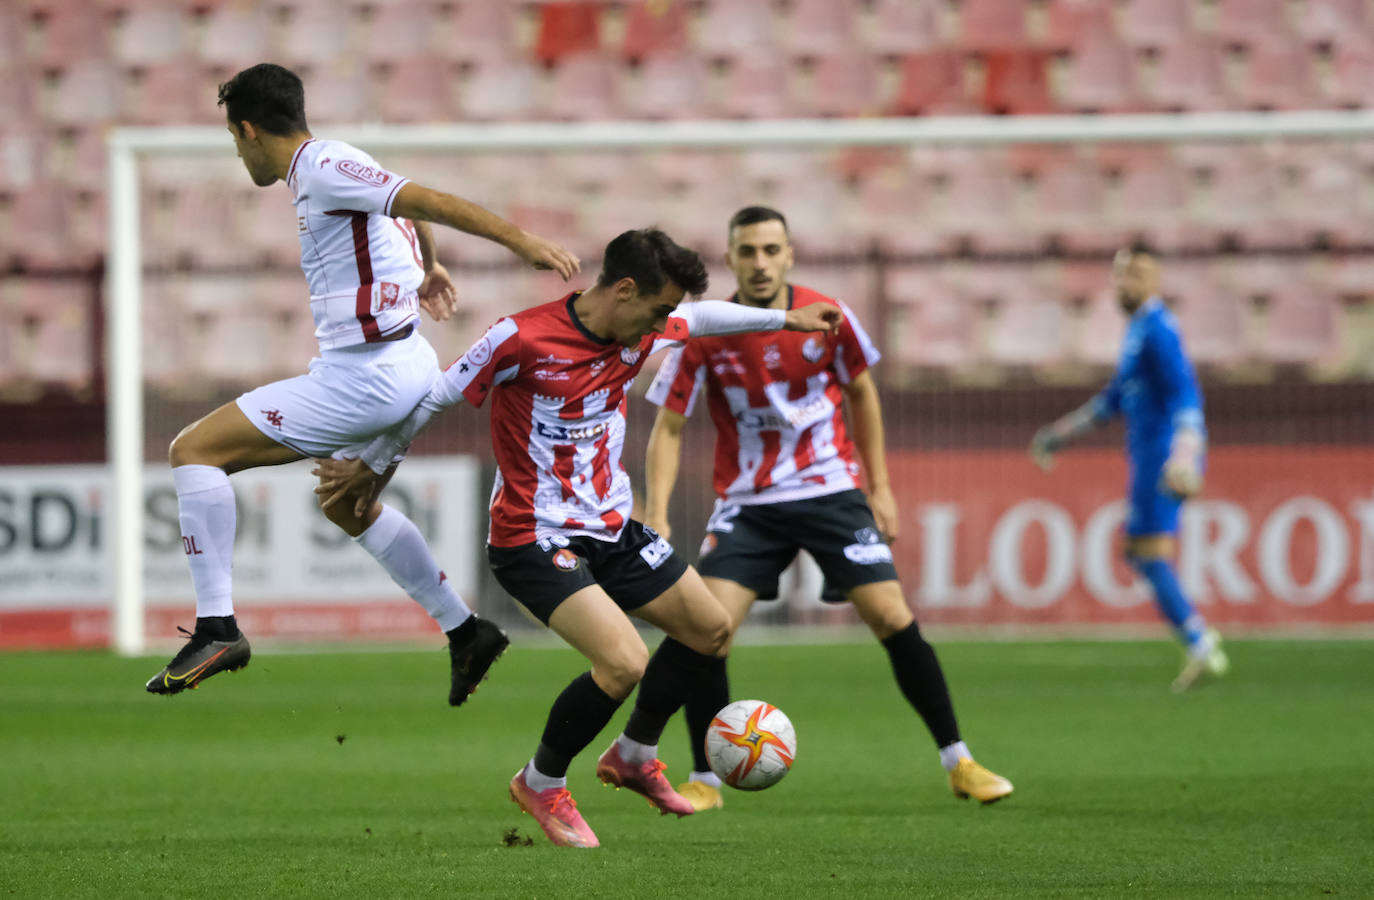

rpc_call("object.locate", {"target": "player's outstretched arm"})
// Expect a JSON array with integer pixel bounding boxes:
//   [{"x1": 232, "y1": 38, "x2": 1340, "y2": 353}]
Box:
[
  {"x1": 784, "y1": 302, "x2": 842, "y2": 334},
  {"x1": 390, "y1": 182, "x2": 581, "y2": 280},
  {"x1": 843, "y1": 371, "x2": 899, "y2": 542},
  {"x1": 1030, "y1": 401, "x2": 1104, "y2": 471},
  {"x1": 412, "y1": 221, "x2": 458, "y2": 322},
  {"x1": 643, "y1": 407, "x2": 688, "y2": 540}
]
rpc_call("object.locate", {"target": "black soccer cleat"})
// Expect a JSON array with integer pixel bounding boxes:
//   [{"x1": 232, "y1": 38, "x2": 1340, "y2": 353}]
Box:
[
  {"x1": 145, "y1": 624, "x2": 252, "y2": 695},
  {"x1": 448, "y1": 616, "x2": 509, "y2": 706}
]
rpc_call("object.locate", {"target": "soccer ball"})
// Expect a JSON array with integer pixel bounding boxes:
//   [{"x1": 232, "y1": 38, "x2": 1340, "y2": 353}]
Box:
[{"x1": 704, "y1": 699, "x2": 797, "y2": 790}]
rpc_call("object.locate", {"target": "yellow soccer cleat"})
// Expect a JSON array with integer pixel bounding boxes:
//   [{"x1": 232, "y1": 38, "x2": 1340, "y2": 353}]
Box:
[
  {"x1": 948, "y1": 758, "x2": 1014, "y2": 805},
  {"x1": 1171, "y1": 629, "x2": 1230, "y2": 694},
  {"x1": 676, "y1": 780, "x2": 724, "y2": 812}
]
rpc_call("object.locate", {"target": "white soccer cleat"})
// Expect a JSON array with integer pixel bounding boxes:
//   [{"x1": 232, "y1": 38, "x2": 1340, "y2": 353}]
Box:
[{"x1": 1171, "y1": 629, "x2": 1229, "y2": 693}]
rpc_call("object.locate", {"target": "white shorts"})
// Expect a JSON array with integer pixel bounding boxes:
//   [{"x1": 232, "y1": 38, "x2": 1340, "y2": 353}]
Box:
[{"x1": 237, "y1": 332, "x2": 439, "y2": 460}]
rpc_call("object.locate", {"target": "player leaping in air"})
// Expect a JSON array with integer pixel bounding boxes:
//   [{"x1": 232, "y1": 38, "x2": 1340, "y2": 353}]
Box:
[
  {"x1": 315, "y1": 228, "x2": 841, "y2": 848},
  {"x1": 643, "y1": 206, "x2": 1013, "y2": 813},
  {"x1": 146, "y1": 63, "x2": 580, "y2": 702},
  {"x1": 1031, "y1": 242, "x2": 1229, "y2": 692}
]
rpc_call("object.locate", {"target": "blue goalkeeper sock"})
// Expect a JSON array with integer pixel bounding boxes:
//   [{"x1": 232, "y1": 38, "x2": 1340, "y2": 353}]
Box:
[{"x1": 1131, "y1": 557, "x2": 1207, "y2": 648}]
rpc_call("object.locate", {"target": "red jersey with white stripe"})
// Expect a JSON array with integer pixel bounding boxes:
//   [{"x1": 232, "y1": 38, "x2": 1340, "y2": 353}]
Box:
[
  {"x1": 437, "y1": 293, "x2": 691, "y2": 548},
  {"x1": 287, "y1": 138, "x2": 424, "y2": 351},
  {"x1": 646, "y1": 285, "x2": 880, "y2": 505}
]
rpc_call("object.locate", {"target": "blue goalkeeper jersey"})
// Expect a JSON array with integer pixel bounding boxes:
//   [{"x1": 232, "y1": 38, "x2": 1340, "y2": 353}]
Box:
[{"x1": 1089, "y1": 296, "x2": 1205, "y2": 472}]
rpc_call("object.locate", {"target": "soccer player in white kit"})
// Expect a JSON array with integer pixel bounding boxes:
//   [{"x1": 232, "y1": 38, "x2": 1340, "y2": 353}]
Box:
[
  {"x1": 315, "y1": 229, "x2": 842, "y2": 847},
  {"x1": 145, "y1": 63, "x2": 580, "y2": 700}
]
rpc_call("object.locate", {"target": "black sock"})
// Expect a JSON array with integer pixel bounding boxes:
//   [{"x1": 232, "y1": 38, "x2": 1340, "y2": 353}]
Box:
[
  {"x1": 624, "y1": 637, "x2": 714, "y2": 746},
  {"x1": 881, "y1": 622, "x2": 961, "y2": 748},
  {"x1": 195, "y1": 615, "x2": 238, "y2": 640},
  {"x1": 445, "y1": 615, "x2": 477, "y2": 645},
  {"x1": 684, "y1": 655, "x2": 730, "y2": 772},
  {"x1": 532, "y1": 671, "x2": 624, "y2": 778}
]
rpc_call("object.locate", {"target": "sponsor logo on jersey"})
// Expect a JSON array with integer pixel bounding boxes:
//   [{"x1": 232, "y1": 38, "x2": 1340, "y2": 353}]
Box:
[
  {"x1": 536, "y1": 420, "x2": 606, "y2": 441},
  {"x1": 536, "y1": 354, "x2": 574, "y2": 365},
  {"x1": 262, "y1": 409, "x2": 283, "y2": 428},
  {"x1": 552, "y1": 548, "x2": 580, "y2": 571},
  {"x1": 620, "y1": 347, "x2": 642, "y2": 366},
  {"x1": 802, "y1": 336, "x2": 825, "y2": 363},
  {"x1": 336, "y1": 159, "x2": 391, "y2": 186},
  {"x1": 709, "y1": 349, "x2": 746, "y2": 375},
  {"x1": 533, "y1": 369, "x2": 571, "y2": 381},
  {"x1": 763, "y1": 344, "x2": 782, "y2": 368}
]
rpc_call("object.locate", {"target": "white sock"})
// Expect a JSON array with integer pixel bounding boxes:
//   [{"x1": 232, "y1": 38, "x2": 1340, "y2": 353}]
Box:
[
  {"x1": 355, "y1": 504, "x2": 472, "y2": 632},
  {"x1": 689, "y1": 770, "x2": 722, "y2": 789},
  {"x1": 939, "y1": 740, "x2": 972, "y2": 772},
  {"x1": 523, "y1": 760, "x2": 566, "y2": 792},
  {"x1": 616, "y1": 734, "x2": 657, "y2": 765},
  {"x1": 172, "y1": 464, "x2": 237, "y2": 618}
]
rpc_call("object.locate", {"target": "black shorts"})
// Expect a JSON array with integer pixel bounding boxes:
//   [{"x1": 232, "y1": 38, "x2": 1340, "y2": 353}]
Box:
[
  {"x1": 696, "y1": 489, "x2": 899, "y2": 603},
  {"x1": 487, "y1": 520, "x2": 690, "y2": 625}
]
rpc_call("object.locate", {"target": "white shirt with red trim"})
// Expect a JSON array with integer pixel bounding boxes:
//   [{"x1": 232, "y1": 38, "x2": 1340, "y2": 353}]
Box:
[
  {"x1": 358, "y1": 294, "x2": 787, "y2": 547},
  {"x1": 287, "y1": 138, "x2": 424, "y2": 351},
  {"x1": 645, "y1": 285, "x2": 881, "y2": 505}
]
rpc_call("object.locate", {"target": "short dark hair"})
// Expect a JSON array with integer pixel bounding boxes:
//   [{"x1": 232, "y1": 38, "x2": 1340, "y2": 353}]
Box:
[
  {"x1": 218, "y1": 63, "x2": 308, "y2": 136},
  {"x1": 728, "y1": 206, "x2": 788, "y2": 241},
  {"x1": 597, "y1": 228, "x2": 709, "y2": 297}
]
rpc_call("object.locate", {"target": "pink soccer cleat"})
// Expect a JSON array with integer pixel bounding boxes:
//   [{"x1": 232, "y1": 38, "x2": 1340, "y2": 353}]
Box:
[
  {"x1": 508, "y1": 768, "x2": 600, "y2": 848},
  {"x1": 595, "y1": 742, "x2": 695, "y2": 818}
]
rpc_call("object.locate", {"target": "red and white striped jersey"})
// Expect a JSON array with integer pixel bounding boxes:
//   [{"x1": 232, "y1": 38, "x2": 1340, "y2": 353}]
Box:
[
  {"x1": 646, "y1": 285, "x2": 881, "y2": 505},
  {"x1": 287, "y1": 138, "x2": 424, "y2": 351},
  {"x1": 437, "y1": 293, "x2": 693, "y2": 548}
]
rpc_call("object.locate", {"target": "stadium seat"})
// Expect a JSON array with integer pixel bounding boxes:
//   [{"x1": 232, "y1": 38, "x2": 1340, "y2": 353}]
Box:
[
  {"x1": 1262, "y1": 287, "x2": 1342, "y2": 364},
  {"x1": 884, "y1": 267, "x2": 977, "y2": 370},
  {"x1": 695, "y1": 0, "x2": 780, "y2": 62},
  {"x1": 126, "y1": 60, "x2": 218, "y2": 126},
  {"x1": 362, "y1": 2, "x2": 440, "y2": 65},
  {"x1": 47, "y1": 60, "x2": 123, "y2": 127},
  {"x1": 374, "y1": 58, "x2": 457, "y2": 123},
  {"x1": 195, "y1": 4, "x2": 273, "y2": 68},
  {"x1": 1297, "y1": 0, "x2": 1368, "y2": 43},
  {"x1": 982, "y1": 49, "x2": 1054, "y2": 115},
  {"x1": 15, "y1": 279, "x2": 94, "y2": 391},
  {"x1": 1213, "y1": 0, "x2": 1294, "y2": 49},
  {"x1": 1033, "y1": 155, "x2": 1121, "y2": 252},
  {"x1": 1072, "y1": 290, "x2": 1125, "y2": 367},
  {"x1": 1284, "y1": 149, "x2": 1371, "y2": 245},
  {"x1": 534, "y1": 1, "x2": 602, "y2": 66},
  {"x1": 1196, "y1": 150, "x2": 1296, "y2": 247},
  {"x1": 984, "y1": 292, "x2": 1068, "y2": 367},
  {"x1": 891, "y1": 50, "x2": 975, "y2": 116},
  {"x1": 1169, "y1": 270, "x2": 1251, "y2": 366},
  {"x1": 1116, "y1": 0, "x2": 1194, "y2": 52},
  {"x1": 299, "y1": 60, "x2": 376, "y2": 124},
  {"x1": 7, "y1": 183, "x2": 69, "y2": 269},
  {"x1": 936, "y1": 158, "x2": 1039, "y2": 254},
  {"x1": 714, "y1": 56, "x2": 797, "y2": 119},
  {"x1": 113, "y1": 2, "x2": 191, "y2": 66},
  {"x1": 1053, "y1": 31, "x2": 1139, "y2": 113},
  {"x1": 455, "y1": 57, "x2": 542, "y2": 121},
  {"x1": 436, "y1": 1, "x2": 521, "y2": 66},
  {"x1": 862, "y1": 0, "x2": 942, "y2": 56},
  {"x1": 803, "y1": 53, "x2": 884, "y2": 118},
  {"x1": 857, "y1": 166, "x2": 942, "y2": 255},
  {"x1": 1140, "y1": 36, "x2": 1232, "y2": 111},
  {"x1": 0, "y1": 5, "x2": 22, "y2": 63},
  {"x1": 956, "y1": 0, "x2": 1029, "y2": 51},
  {"x1": 780, "y1": 0, "x2": 860, "y2": 59},
  {"x1": 1233, "y1": 41, "x2": 1320, "y2": 111},
  {"x1": 622, "y1": 53, "x2": 711, "y2": 119},
  {"x1": 194, "y1": 309, "x2": 287, "y2": 384},
  {"x1": 1045, "y1": 0, "x2": 1116, "y2": 50},
  {"x1": 0, "y1": 130, "x2": 41, "y2": 193},
  {"x1": 541, "y1": 52, "x2": 622, "y2": 121},
  {"x1": 32, "y1": 6, "x2": 112, "y2": 68},
  {"x1": 276, "y1": 1, "x2": 353, "y2": 69},
  {"x1": 140, "y1": 276, "x2": 190, "y2": 389},
  {"x1": 620, "y1": 0, "x2": 690, "y2": 62},
  {"x1": 238, "y1": 185, "x2": 306, "y2": 269},
  {"x1": 1325, "y1": 37, "x2": 1374, "y2": 108}
]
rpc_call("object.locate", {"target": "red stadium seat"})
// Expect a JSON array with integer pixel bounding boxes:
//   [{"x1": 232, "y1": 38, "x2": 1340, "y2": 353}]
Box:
[
  {"x1": 620, "y1": 0, "x2": 690, "y2": 62},
  {"x1": 714, "y1": 56, "x2": 797, "y2": 119},
  {"x1": 780, "y1": 0, "x2": 860, "y2": 59},
  {"x1": 1109, "y1": 153, "x2": 1208, "y2": 252},
  {"x1": 937, "y1": 158, "x2": 1040, "y2": 255},
  {"x1": 455, "y1": 57, "x2": 542, "y2": 121},
  {"x1": 1054, "y1": 30, "x2": 1139, "y2": 113},
  {"x1": 623, "y1": 53, "x2": 711, "y2": 119},
  {"x1": 885, "y1": 267, "x2": 977, "y2": 370},
  {"x1": 1140, "y1": 36, "x2": 1232, "y2": 111},
  {"x1": 1072, "y1": 290, "x2": 1125, "y2": 367},
  {"x1": 804, "y1": 53, "x2": 884, "y2": 118},
  {"x1": 6, "y1": 183, "x2": 69, "y2": 269},
  {"x1": 113, "y1": 2, "x2": 190, "y2": 66},
  {"x1": 276, "y1": 1, "x2": 353, "y2": 69},
  {"x1": 982, "y1": 48, "x2": 1054, "y2": 115},
  {"x1": 1297, "y1": 0, "x2": 1368, "y2": 43},
  {"x1": 126, "y1": 60, "x2": 220, "y2": 126},
  {"x1": 15, "y1": 279, "x2": 94, "y2": 391},
  {"x1": 957, "y1": 0, "x2": 1029, "y2": 51},
  {"x1": 1117, "y1": 0, "x2": 1195, "y2": 51},
  {"x1": 984, "y1": 292, "x2": 1068, "y2": 367},
  {"x1": 1262, "y1": 288, "x2": 1342, "y2": 365},
  {"x1": 857, "y1": 166, "x2": 942, "y2": 255},
  {"x1": 696, "y1": 0, "x2": 780, "y2": 63},
  {"x1": 374, "y1": 58, "x2": 457, "y2": 124},
  {"x1": 1233, "y1": 41, "x2": 1320, "y2": 110},
  {"x1": 862, "y1": 0, "x2": 942, "y2": 56},
  {"x1": 1325, "y1": 37, "x2": 1374, "y2": 108},
  {"x1": 534, "y1": 2, "x2": 602, "y2": 66},
  {"x1": 33, "y1": 6, "x2": 112, "y2": 68},
  {"x1": 362, "y1": 2, "x2": 441, "y2": 66},
  {"x1": 892, "y1": 50, "x2": 975, "y2": 116},
  {"x1": 194, "y1": 4, "x2": 272, "y2": 68},
  {"x1": 1169, "y1": 268, "x2": 1251, "y2": 366},
  {"x1": 0, "y1": 130, "x2": 42, "y2": 193},
  {"x1": 1213, "y1": 0, "x2": 1294, "y2": 49},
  {"x1": 47, "y1": 59, "x2": 122, "y2": 127},
  {"x1": 1045, "y1": 0, "x2": 1115, "y2": 50},
  {"x1": 299, "y1": 61, "x2": 376, "y2": 124},
  {"x1": 541, "y1": 52, "x2": 622, "y2": 121},
  {"x1": 441, "y1": 1, "x2": 520, "y2": 65},
  {"x1": 1034, "y1": 155, "x2": 1122, "y2": 252}
]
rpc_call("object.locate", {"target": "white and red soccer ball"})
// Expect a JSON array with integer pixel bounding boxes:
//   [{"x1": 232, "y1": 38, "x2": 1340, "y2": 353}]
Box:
[{"x1": 705, "y1": 699, "x2": 797, "y2": 790}]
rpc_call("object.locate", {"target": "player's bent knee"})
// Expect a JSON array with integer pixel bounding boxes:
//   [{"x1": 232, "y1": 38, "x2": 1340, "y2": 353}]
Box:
[{"x1": 594, "y1": 644, "x2": 649, "y2": 697}]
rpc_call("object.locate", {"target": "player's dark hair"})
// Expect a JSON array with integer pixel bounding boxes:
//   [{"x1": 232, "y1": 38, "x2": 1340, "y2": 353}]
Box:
[
  {"x1": 218, "y1": 63, "x2": 309, "y2": 136},
  {"x1": 597, "y1": 228, "x2": 709, "y2": 297},
  {"x1": 728, "y1": 206, "x2": 788, "y2": 240}
]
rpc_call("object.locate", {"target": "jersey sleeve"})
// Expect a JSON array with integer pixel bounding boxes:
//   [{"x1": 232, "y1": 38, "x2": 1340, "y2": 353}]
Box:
[
  {"x1": 645, "y1": 342, "x2": 706, "y2": 416},
  {"x1": 435, "y1": 317, "x2": 522, "y2": 409},
  {"x1": 832, "y1": 299, "x2": 882, "y2": 384},
  {"x1": 1145, "y1": 309, "x2": 1205, "y2": 434},
  {"x1": 304, "y1": 147, "x2": 410, "y2": 217}
]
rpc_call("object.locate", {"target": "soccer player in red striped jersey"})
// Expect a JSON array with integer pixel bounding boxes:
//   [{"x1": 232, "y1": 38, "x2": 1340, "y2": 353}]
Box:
[
  {"x1": 315, "y1": 228, "x2": 842, "y2": 847},
  {"x1": 643, "y1": 207, "x2": 1014, "y2": 811},
  {"x1": 147, "y1": 63, "x2": 579, "y2": 701}
]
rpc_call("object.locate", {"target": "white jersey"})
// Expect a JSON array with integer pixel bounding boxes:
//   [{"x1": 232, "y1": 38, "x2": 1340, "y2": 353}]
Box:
[{"x1": 287, "y1": 138, "x2": 424, "y2": 351}]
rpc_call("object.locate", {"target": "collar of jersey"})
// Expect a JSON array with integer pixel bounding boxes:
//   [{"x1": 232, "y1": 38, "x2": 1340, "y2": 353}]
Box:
[
  {"x1": 565, "y1": 291, "x2": 614, "y2": 345},
  {"x1": 729, "y1": 284, "x2": 794, "y2": 310}
]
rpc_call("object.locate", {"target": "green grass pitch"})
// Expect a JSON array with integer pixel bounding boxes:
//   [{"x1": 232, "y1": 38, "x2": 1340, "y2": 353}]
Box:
[{"x1": 2, "y1": 639, "x2": 1371, "y2": 898}]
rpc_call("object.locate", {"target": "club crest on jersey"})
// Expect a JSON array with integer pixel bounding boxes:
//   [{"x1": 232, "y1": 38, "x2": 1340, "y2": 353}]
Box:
[
  {"x1": 620, "y1": 347, "x2": 642, "y2": 366},
  {"x1": 802, "y1": 336, "x2": 825, "y2": 363},
  {"x1": 377, "y1": 282, "x2": 401, "y2": 310},
  {"x1": 336, "y1": 159, "x2": 391, "y2": 186},
  {"x1": 552, "y1": 548, "x2": 580, "y2": 571},
  {"x1": 763, "y1": 344, "x2": 782, "y2": 368},
  {"x1": 468, "y1": 334, "x2": 493, "y2": 366}
]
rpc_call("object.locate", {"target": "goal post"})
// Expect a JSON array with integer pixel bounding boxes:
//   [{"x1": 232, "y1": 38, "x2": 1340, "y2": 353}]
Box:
[{"x1": 106, "y1": 110, "x2": 1374, "y2": 655}]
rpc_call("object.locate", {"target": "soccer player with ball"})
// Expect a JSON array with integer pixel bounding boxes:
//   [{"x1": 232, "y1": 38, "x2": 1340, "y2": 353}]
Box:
[
  {"x1": 643, "y1": 207, "x2": 1013, "y2": 812},
  {"x1": 316, "y1": 228, "x2": 843, "y2": 848},
  {"x1": 1031, "y1": 243, "x2": 1229, "y2": 692}
]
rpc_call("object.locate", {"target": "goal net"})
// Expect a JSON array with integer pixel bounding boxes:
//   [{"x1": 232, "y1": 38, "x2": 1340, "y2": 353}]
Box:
[{"x1": 103, "y1": 112, "x2": 1374, "y2": 654}]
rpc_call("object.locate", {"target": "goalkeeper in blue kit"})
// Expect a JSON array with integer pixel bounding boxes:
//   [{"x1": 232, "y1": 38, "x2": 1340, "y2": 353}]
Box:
[{"x1": 1031, "y1": 243, "x2": 1229, "y2": 692}]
